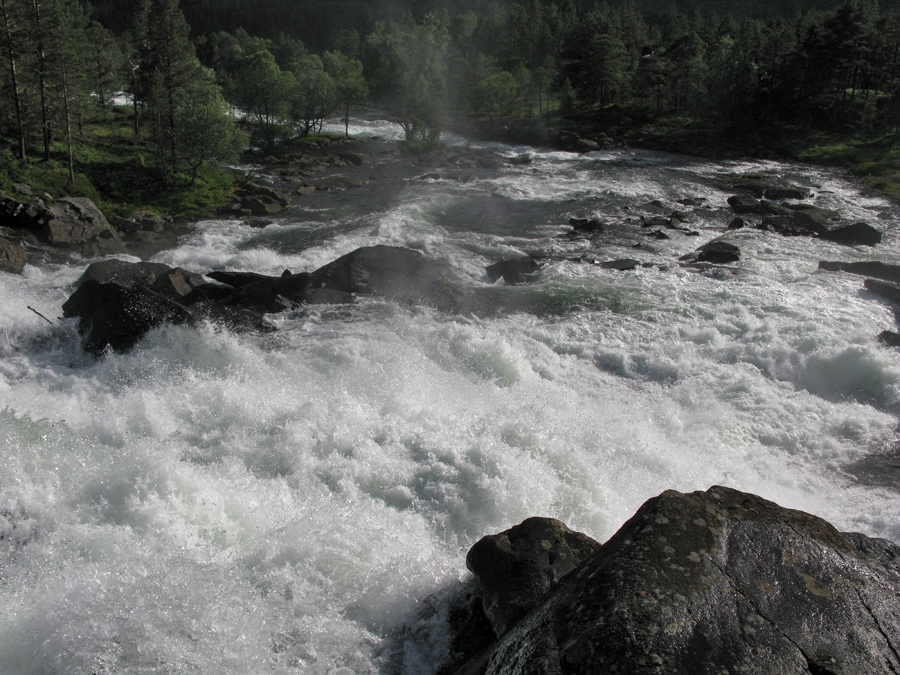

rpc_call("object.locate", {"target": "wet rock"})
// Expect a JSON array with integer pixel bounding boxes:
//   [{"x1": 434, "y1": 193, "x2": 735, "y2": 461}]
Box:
[
  {"x1": 242, "y1": 194, "x2": 284, "y2": 216},
  {"x1": 463, "y1": 486, "x2": 900, "y2": 675},
  {"x1": 244, "y1": 182, "x2": 290, "y2": 207},
  {"x1": 878, "y1": 330, "x2": 900, "y2": 347},
  {"x1": 74, "y1": 259, "x2": 173, "y2": 288},
  {"x1": 568, "y1": 218, "x2": 603, "y2": 233},
  {"x1": 820, "y1": 222, "x2": 881, "y2": 247},
  {"x1": 864, "y1": 278, "x2": 900, "y2": 305},
  {"x1": 764, "y1": 186, "x2": 810, "y2": 200},
  {"x1": 485, "y1": 257, "x2": 541, "y2": 285},
  {"x1": 786, "y1": 204, "x2": 840, "y2": 234},
  {"x1": 600, "y1": 259, "x2": 640, "y2": 270},
  {"x1": 14, "y1": 196, "x2": 125, "y2": 252},
  {"x1": 152, "y1": 267, "x2": 209, "y2": 300},
  {"x1": 641, "y1": 216, "x2": 672, "y2": 228},
  {"x1": 110, "y1": 215, "x2": 142, "y2": 234},
  {"x1": 62, "y1": 279, "x2": 195, "y2": 355},
  {"x1": 727, "y1": 195, "x2": 766, "y2": 214},
  {"x1": 728, "y1": 217, "x2": 745, "y2": 229},
  {"x1": 647, "y1": 229, "x2": 670, "y2": 239},
  {"x1": 223, "y1": 272, "x2": 314, "y2": 311},
  {"x1": 694, "y1": 241, "x2": 740, "y2": 264},
  {"x1": 466, "y1": 517, "x2": 600, "y2": 637},
  {"x1": 308, "y1": 246, "x2": 465, "y2": 313},
  {"x1": 818, "y1": 261, "x2": 900, "y2": 283},
  {"x1": 0, "y1": 234, "x2": 29, "y2": 275},
  {"x1": 760, "y1": 216, "x2": 817, "y2": 237},
  {"x1": 0, "y1": 236, "x2": 27, "y2": 274},
  {"x1": 206, "y1": 270, "x2": 274, "y2": 288},
  {"x1": 134, "y1": 211, "x2": 167, "y2": 233}
]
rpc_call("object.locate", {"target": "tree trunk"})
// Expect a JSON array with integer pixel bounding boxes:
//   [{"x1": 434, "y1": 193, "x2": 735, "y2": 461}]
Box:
[{"x1": 1, "y1": 0, "x2": 26, "y2": 161}]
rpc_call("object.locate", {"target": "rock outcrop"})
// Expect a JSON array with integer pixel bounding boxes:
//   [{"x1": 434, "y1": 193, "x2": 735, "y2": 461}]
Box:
[
  {"x1": 0, "y1": 194, "x2": 125, "y2": 256},
  {"x1": 447, "y1": 486, "x2": 900, "y2": 675},
  {"x1": 0, "y1": 236, "x2": 27, "y2": 274}
]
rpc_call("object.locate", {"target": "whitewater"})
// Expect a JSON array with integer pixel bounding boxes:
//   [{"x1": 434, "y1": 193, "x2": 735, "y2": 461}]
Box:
[{"x1": 1, "y1": 118, "x2": 899, "y2": 674}]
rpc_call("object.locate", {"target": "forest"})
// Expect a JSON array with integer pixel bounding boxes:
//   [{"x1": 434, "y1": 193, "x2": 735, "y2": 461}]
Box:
[{"x1": 1, "y1": 0, "x2": 899, "y2": 214}]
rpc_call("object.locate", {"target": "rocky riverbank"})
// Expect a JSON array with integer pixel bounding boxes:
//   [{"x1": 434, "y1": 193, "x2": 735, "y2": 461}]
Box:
[{"x1": 433, "y1": 486, "x2": 900, "y2": 675}]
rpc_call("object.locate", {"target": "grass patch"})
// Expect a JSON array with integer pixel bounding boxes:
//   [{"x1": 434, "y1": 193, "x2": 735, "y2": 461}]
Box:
[
  {"x1": 1, "y1": 114, "x2": 237, "y2": 218},
  {"x1": 794, "y1": 133, "x2": 900, "y2": 197}
]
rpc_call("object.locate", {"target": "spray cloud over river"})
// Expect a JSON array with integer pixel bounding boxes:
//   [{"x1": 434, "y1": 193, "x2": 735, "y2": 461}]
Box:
[{"x1": 1, "y1": 119, "x2": 899, "y2": 673}]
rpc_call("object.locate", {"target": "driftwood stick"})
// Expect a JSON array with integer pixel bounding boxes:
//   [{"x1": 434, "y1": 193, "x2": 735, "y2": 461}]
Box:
[{"x1": 27, "y1": 306, "x2": 54, "y2": 325}]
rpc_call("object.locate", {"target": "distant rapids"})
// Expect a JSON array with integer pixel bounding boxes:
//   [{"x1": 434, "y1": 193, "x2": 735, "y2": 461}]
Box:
[{"x1": 1, "y1": 116, "x2": 899, "y2": 674}]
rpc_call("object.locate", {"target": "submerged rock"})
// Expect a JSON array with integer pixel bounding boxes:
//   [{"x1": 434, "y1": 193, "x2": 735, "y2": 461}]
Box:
[
  {"x1": 486, "y1": 257, "x2": 541, "y2": 284},
  {"x1": 452, "y1": 486, "x2": 900, "y2": 675},
  {"x1": 819, "y1": 260, "x2": 900, "y2": 283}
]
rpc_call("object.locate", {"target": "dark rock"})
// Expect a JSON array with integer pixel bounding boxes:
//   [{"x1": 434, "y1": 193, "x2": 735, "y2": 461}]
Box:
[
  {"x1": 134, "y1": 212, "x2": 167, "y2": 233},
  {"x1": 695, "y1": 241, "x2": 740, "y2": 264},
  {"x1": 600, "y1": 259, "x2": 640, "y2": 271},
  {"x1": 761, "y1": 201, "x2": 794, "y2": 217},
  {"x1": 302, "y1": 288, "x2": 354, "y2": 305},
  {"x1": 206, "y1": 270, "x2": 274, "y2": 288},
  {"x1": 878, "y1": 330, "x2": 900, "y2": 347},
  {"x1": 62, "y1": 279, "x2": 195, "y2": 355},
  {"x1": 647, "y1": 229, "x2": 670, "y2": 239},
  {"x1": 641, "y1": 216, "x2": 671, "y2": 228},
  {"x1": 152, "y1": 267, "x2": 209, "y2": 300},
  {"x1": 865, "y1": 278, "x2": 900, "y2": 305},
  {"x1": 728, "y1": 217, "x2": 745, "y2": 229},
  {"x1": 224, "y1": 272, "x2": 314, "y2": 311},
  {"x1": 0, "y1": 236, "x2": 27, "y2": 274},
  {"x1": 760, "y1": 216, "x2": 817, "y2": 237},
  {"x1": 786, "y1": 205, "x2": 840, "y2": 234},
  {"x1": 568, "y1": 218, "x2": 603, "y2": 233},
  {"x1": 486, "y1": 257, "x2": 541, "y2": 285},
  {"x1": 110, "y1": 216, "x2": 142, "y2": 234},
  {"x1": 244, "y1": 182, "x2": 290, "y2": 207},
  {"x1": 820, "y1": 223, "x2": 881, "y2": 247},
  {"x1": 727, "y1": 195, "x2": 766, "y2": 214},
  {"x1": 466, "y1": 517, "x2": 600, "y2": 637},
  {"x1": 818, "y1": 261, "x2": 900, "y2": 283},
  {"x1": 242, "y1": 195, "x2": 283, "y2": 216},
  {"x1": 468, "y1": 486, "x2": 900, "y2": 675},
  {"x1": 74, "y1": 259, "x2": 173, "y2": 288},
  {"x1": 28, "y1": 197, "x2": 124, "y2": 250},
  {"x1": 764, "y1": 186, "x2": 810, "y2": 200}
]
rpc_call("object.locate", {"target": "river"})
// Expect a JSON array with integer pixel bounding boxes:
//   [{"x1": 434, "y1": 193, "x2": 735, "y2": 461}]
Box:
[{"x1": 1, "y1": 118, "x2": 899, "y2": 674}]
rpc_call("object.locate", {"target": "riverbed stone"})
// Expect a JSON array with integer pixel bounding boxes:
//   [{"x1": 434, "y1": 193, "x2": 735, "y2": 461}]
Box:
[
  {"x1": 819, "y1": 260, "x2": 900, "y2": 283},
  {"x1": 62, "y1": 279, "x2": 196, "y2": 355},
  {"x1": 466, "y1": 486, "x2": 900, "y2": 675},
  {"x1": 820, "y1": 222, "x2": 882, "y2": 247},
  {"x1": 486, "y1": 257, "x2": 540, "y2": 284},
  {"x1": 466, "y1": 517, "x2": 600, "y2": 637},
  {"x1": 0, "y1": 236, "x2": 27, "y2": 274},
  {"x1": 695, "y1": 240, "x2": 740, "y2": 263}
]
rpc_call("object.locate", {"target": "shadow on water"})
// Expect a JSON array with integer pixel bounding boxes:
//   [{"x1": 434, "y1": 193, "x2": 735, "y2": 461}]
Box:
[{"x1": 844, "y1": 444, "x2": 900, "y2": 492}]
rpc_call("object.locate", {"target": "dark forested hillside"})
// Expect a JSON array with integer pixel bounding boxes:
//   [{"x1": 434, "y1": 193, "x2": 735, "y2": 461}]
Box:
[{"x1": 89, "y1": 0, "x2": 888, "y2": 48}]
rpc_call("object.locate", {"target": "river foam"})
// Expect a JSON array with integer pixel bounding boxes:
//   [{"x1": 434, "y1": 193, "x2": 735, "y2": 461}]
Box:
[{"x1": 2, "y1": 126, "x2": 899, "y2": 674}]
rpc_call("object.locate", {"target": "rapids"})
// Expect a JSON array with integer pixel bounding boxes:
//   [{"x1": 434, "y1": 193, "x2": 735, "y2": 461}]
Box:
[{"x1": 1, "y1": 118, "x2": 899, "y2": 674}]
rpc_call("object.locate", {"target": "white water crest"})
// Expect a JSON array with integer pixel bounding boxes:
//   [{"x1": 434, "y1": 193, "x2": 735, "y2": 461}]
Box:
[{"x1": 2, "y1": 119, "x2": 899, "y2": 674}]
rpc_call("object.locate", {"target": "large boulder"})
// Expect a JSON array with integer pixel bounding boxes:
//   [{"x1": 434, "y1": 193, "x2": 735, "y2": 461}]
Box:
[
  {"x1": 466, "y1": 517, "x2": 600, "y2": 638},
  {"x1": 820, "y1": 222, "x2": 882, "y2": 247},
  {"x1": 693, "y1": 241, "x2": 740, "y2": 264},
  {"x1": 786, "y1": 204, "x2": 840, "y2": 234},
  {"x1": 309, "y1": 245, "x2": 467, "y2": 311},
  {"x1": 0, "y1": 195, "x2": 124, "y2": 255},
  {"x1": 74, "y1": 259, "x2": 173, "y2": 288},
  {"x1": 62, "y1": 279, "x2": 195, "y2": 355},
  {"x1": 818, "y1": 261, "x2": 900, "y2": 283},
  {"x1": 462, "y1": 486, "x2": 900, "y2": 675},
  {"x1": 0, "y1": 236, "x2": 27, "y2": 274}
]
